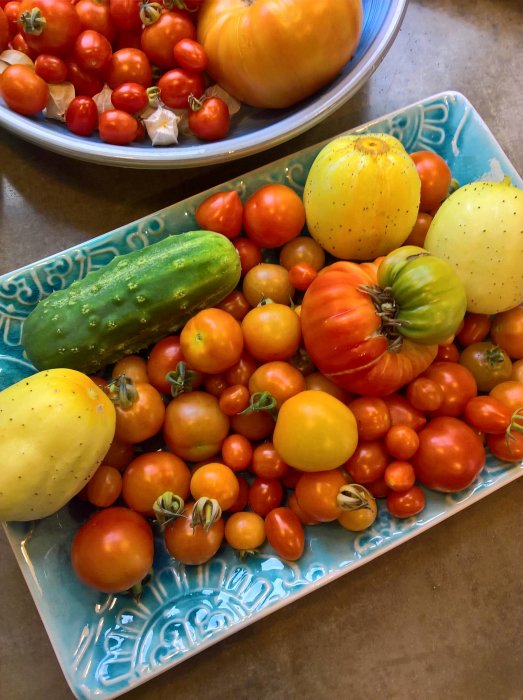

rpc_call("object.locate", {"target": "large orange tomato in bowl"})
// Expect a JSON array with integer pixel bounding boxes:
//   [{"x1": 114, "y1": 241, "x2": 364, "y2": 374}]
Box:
[{"x1": 196, "y1": 0, "x2": 363, "y2": 109}]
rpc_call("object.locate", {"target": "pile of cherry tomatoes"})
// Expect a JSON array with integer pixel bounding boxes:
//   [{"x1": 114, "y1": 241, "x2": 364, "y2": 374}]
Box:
[
  {"x1": 68, "y1": 151, "x2": 523, "y2": 595},
  {"x1": 0, "y1": 0, "x2": 234, "y2": 144}
]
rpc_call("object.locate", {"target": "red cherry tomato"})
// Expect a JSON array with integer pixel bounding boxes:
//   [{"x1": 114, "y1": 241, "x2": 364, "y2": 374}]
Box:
[
  {"x1": 188, "y1": 95, "x2": 230, "y2": 141},
  {"x1": 65, "y1": 96, "x2": 99, "y2": 136},
  {"x1": 75, "y1": 0, "x2": 116, "y2": 42},
  {"x1": 195, "y1": 189, "x2": 243, "y2": 240},
  {"x1": 18, "y1": 0, "x2": 82, "y2": 55},
  {"x1": 487, "y1": 430, "x2": 523, "y2": 462},
  {"x1": 344, "y1": 440, "x2": 389, "y2": 484},
  {"x1": 410, "y1": 151, "x2": 452, "y2": 213},
  {"x1": 248, "y1": 477, "x2": 283, "y2": 517},
  {"x1": 264, "y1": 507, "x2": 305, "y2": 561},
  {"x1": 109, "y1": 0, "x2": 141, "y2": 32},
  {"x1": 386, "y1": 485, "x2": 426, "y2": 518},
  {"x1": 157, "y1": 67, "x2": 204, "y2": 109},
  {"x1": 34, "y1": 53, "x2": 68, "y2": 83},
  {"x1": 74, "y1": 28, "x2": 112, "y2": 70},
  {"x1": 463, "y1": 396, "x2": 512, "y2": 435},
  {"x1": 288, "y1": 262, "x2": 317, "y2": 291},
  {"x1": 111, "y1": 81, "x2": 148, "y2": 113},
  {"x1": 456, "y1": 313, "x2": 491, "y2": 347},
  {"x1": 347, "y1": 396, "x2": 391, "y2": 441},
  {"x1": 140, "y1": 9, "x2": 196, "y2": 70},
  {"x1": 420, "y1": 362, "x2": 477, "y2": 417},
  {"x1": 105, "y1": 47, "x2": 152, "y2": 89},
  {"x1": 98, "y1": 109, "x2": 139, "y2": 145},
  {"x1": 413, "y1": 416, "x2": 486, "y2": 492},
  {"x1": 233, "y1": 237, "x2": 262, "y2": 275},
  {"x1": 384, "y1": 424, "x2": 420, "y2": 461},
  {"x1": 406, "y1": 377, "x2": 444, "y2": 412},
  {"x1": 383, "y1": 461, "x2": 416, "y2": 492},
  {"x1": 243, "y1": 184, "x2": 306, "y2": 249},
  {"x1": 66, "y1": 57, "x2": 104, "y2": 96},
  {"x1": 173, "y1": 37, "x2": 208, "y2": 71}
]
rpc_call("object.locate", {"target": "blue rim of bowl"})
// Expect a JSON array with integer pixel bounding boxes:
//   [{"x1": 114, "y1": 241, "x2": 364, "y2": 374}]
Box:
[{"x1": 0, "y1": 0, "x2": 408, "y2": 169}]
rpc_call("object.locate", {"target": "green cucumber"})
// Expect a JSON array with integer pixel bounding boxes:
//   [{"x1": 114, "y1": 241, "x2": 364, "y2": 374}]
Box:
[{"x1": 22, "y1": 230, "x2": 241, "y2": 373}]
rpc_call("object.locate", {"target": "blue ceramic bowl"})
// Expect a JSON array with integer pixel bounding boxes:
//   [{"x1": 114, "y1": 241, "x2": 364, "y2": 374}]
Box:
[
  {"x1": 2, "y1": 92, "x2": 522, "y2": 700},
  {"x1": 0, "y1": 0, "x2": 407, "y2": 168}
]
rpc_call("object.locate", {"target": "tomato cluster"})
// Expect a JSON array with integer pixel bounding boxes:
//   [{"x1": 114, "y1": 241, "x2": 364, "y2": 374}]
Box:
[
  {"x1": 0, "y1": 0, "x2": 233, "y2": 144},
  {"x1": 70, "y1": 159, "x2": 523, "y2": 596}
]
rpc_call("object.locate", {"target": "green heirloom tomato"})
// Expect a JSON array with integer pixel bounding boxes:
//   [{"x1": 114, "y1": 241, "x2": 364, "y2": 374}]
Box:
[{"x1": 376, "y1": 245, "x2": 467, "y2": 345}]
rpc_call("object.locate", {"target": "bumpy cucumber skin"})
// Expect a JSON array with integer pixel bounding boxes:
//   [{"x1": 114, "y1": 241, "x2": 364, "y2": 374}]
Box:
[{"x1": 22, "y1": 230, "x2": 241, "y2": 373}]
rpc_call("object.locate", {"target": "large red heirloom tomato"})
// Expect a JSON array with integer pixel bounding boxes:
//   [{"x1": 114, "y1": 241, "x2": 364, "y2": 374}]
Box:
[
  {"x1": 300, "y1": 260, "x2": 438, "y2": 396},
  {"x1": 196, "y1": 0, "x2": 363, "y2": 109}
]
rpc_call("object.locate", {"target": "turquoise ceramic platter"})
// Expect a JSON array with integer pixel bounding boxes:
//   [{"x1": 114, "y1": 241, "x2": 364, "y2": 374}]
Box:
[
  {"x1": 0, "y1": 0, "x2": 407, "y2": 168},
  {"x1": 2, "y1": 92, "x2": 523, "y2": 700}
]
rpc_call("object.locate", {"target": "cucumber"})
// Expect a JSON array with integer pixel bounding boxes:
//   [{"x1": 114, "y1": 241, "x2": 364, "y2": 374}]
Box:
[{"x1": 22, "y1": 230, "x2": 241, "y2": 373}]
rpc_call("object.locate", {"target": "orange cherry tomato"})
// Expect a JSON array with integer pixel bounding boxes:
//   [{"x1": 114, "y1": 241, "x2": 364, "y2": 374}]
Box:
[
  {"x1": 243, "y1": 183, "x2": 305, "y2": 249},
  {"x1": 218, "y1": 384, "x2": 251, "y2": 415},
  {"x1": 122, "y1": 451, "x2": 191, "y2": 516},
  {"x1": 102, "y1": 436, "x2": 135, "y2": 471},
  {"x1": 248, "y1": 360, "x2": 306, "y2": 408},
  {"x1": 383, "y1": 460, "x2": 416, "y2": 492},
  {"x1": 242, "y1": 262, "x2": 295, "y2": 307},
  {"x1": 221, "y1": 433, "x2": 253, "y2": 472},
  {"x1": 112, "y1": 354, "x2": 149, "y2": 383},
  {"x1": 384, "y1": 425, "x2": 420, "y2": 461},
  {"x1": 190, "y1": 462, "x2": 240, "y2": 511},
  {"x1": 347, "y1": 396, "x2": 391, "y2": 441},
  {"x1": 242, "y1": 303, "x2": 301, "y2": 362},
  {"x1": 294, "y1": 468, "x2": 347, "y2": 522},
  {"x1": 114, "y1": 381, "x2": 165, "y2": 444},
  {"x1": 164, "y1": 502, "x2": 224, "y2": 565},
  {"x1": 181, "y1": 307, "x2": 244, "y2": 374},
  {"x1": 251, "y1": 442, "x2": 289, "y2": 480},
  {"x1": 85, "y1": 465, "x2": 122, "y2": 507},
  {"x1": 224, "y1": 511, "x2": 266, "y2": 552}
]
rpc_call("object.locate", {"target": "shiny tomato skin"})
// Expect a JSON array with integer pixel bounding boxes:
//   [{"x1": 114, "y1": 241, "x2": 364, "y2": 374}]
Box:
[
  {"x1": 163, "y1": 391, "x2": 230, "y2": 462},
  {"x1": 195, "y1": 190, "x2": 243, "y2": 240},
  {"x1": 421, "y1": 361, "x2": 477, "y2": 417},
  {"x1": 248, "y1": 477, "x2": 284, "y2": 517},
  {"x1": 233, "y1": 237, "x2": 262, "y2": 276},
  {"x1": 122, "y1": 451, "x2": 191, "y2": 516},
  {"x1": 344, "y1": 440, "x2": 389, "y2": 484},
  {"x1": 294, "y1": 468, "x2": 347, "y2": 522},
  {"x1": 71, "y1": 507, "x2": 154, "y2": 592},
  {"x1": 251, "y1": 442, "x2": 289, "y2": 480},
  {"x1": 383, "y1": 461, "x2": 416, "y2": 492},
  {"x1": 410, "y1": 151, "x2": 452, "y2": 213},
  {"x1": 109, "y1": 0, "x2": 141, "y2": 31},
  {"x1": 141, "y1": 9, "x2": 196, "y2": 70},
  {"x1": 230, "y1": 409, "x2": 275, "y2": 442},
  {"x1": 66, "y1": 57, "x2": 104, "y2": 97},
  {"x1": 347, "y1": 396, "x2": 391, "y2": 441},
  {"x1": 85, "y1": 465, "x2": 122, "y2": 507},
  {"x1": 146, "y1": 335, "x2": 203, "y2": 396},
  {"x1": 279, "y1": 235, "x2": 326, "y2": 272},
  {"x1": 164, "y1": 502, "x2": 224, "y2": 565},
  {"x1": 382, "y1": 394, "x2": 427, "y2": 432},
  {"x1": 0, "y1": 64, "x2": 49, "y2": 115},
  {"x1": 273, "y1": 390, "x2": 358, "y2": 472},
  {"x1": 386, "y1": 485, "x2": 426, "y2": 518},
  {"x1": 74, "y1": 28, "x2": 112, "y2": 70},
  {"x1": 98, "y1": 109, "x2": 139, "y2": 145},
  {"x1": 65, "y1": 96, "x2": 98, "y2": 136},
  {"x1": 242, "y1": 263, "x2": 294, "y2": 307},
  {"x1": 490, "y1": 381, "x2": 523, "y2": 413},
  {"x1": 190, "y1": 462, "x2": 240, "y2": 511},
  {"x1": 243, "y1": 184, "x2": 305, "y2": 248},
  {"x1": 0, "y1": 7, "x2": 7, "y2": 51},
  {"x1": 384, "y1": 424, "x2": 420, "y2": 461},
  {"x1": 173, "y1": 37, "x2": 208, "y2": 71},
  {"x1": 413, "y1": 416, "x2": 486, "y2": 492},
  {"x1": 264, "y1": 507, "x2": 305, "y2": 561},
  {"x1": 189, "y1": 96, "x2": 230, "y2": 141},
  {"x1": 76, "y1": 0, "x2": 116, "y2": 42},
  {"x1": 221, "y1": 433, "x2": 253, "y2": 472},
  {"x1": 34, "y1": 53, "x2": 68, "y2": 83},
  {"x1": 459, "y1": 342, "x2": 513, "y2": 392},
  {"x1": 288, "y1": 262, "x2": 318, "y2": 291},
  {"x1": 110, "y1": 81, "x2": 148, "y2": 113},
  {"x1": 19, "y1": 0, "x2": 82, "y2": 55},
  {"x1": 157, "y1": 67, "x2": 205, "y2": 109},
  {"x1": 105, "y1": 47, "x2": 152, "y2": 89},
  {"x1": 180, "y1": 307, "x2": 244, "y2": 374},
  {"x1": 242, "y1": 303, "x2": 301, "y2": 362},
  {"x1": 463, "y1": 396, "x2": 512, "y2": 435},
  {"x1": 217, "y1": 290, "x2": 251, "y2": 321},
  {"x1": 456, "y1": 313, "x2": 491, "y2": 347},
  {"x1": 224, "y1": 511, "x2": 266, "y2": 551},
  {"x1": 248, "y1": 361, "x2": 306, "y2": 409},
  {"x1": 487, "y1": 431, "x2": 523, "y2": 462},
  {"x1": 406, "y1": 377, "x2": 444, "y2": 412},
  {"x1": 490, "y1": 306, "x2": 523, "y2": 359},
  {"x1": 114, "y1": 381, "x2": 165, "y2": 443}
]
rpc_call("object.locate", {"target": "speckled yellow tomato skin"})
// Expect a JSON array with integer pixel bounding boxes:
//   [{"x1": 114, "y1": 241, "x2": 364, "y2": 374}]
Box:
[
  {"x1": 424, "y1": 179, "x2": 523, "y2": 314},
  {"x1": 303, "y1": 133, "x2": 421, "y2": 260},
  {"x1": 0, "y1": 369, "x2": 115, "y2": 521}
]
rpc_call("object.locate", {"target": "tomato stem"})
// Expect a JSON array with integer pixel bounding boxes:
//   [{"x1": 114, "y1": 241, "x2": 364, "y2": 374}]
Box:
[
  {"x1": 506, "y1": 408, "x2": 523, "y2": 443},
  {"x1": 104, "y1": 374, "x2": 138, "y2": 409},
  {"x1": 166, "y1": 362, "x2": 197, "y2": 397},
  {"x1": 192, "y1": 497, "x2": 222, "y2": 531},
  {"x1": 19, "y1": 8, "x2": 47, "y2": 36},
  {"x1": 337, "y1": 484, "x2": 374, "y2": 512},
  {"x1": 359, "y1": 284, "x2": 406, "y2": 349},
  {"x1": 139, "y1": 1, "x2": 163, "y2": 25},
  {"x1": 240, "y1": 391, "x2": 277, "y2": 418},
  {"x1": 153, "y1": 491, "x2": 186, "y2": 528}
]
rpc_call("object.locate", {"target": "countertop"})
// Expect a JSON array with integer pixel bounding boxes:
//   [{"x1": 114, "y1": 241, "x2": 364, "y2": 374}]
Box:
[{"x1": 1, "y1": 1, "x2": 522, "y2": 699}]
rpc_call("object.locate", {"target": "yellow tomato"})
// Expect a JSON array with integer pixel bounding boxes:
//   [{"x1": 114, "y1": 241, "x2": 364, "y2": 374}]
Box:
[
  {"x1": 304, "y1": 133, "x2": 421, "y2": 260},
  {"x1": 197, "y1": 0, "x2": 363, "y2": 109},
  {"x1": 272, "y1": 390, "x2": 358, "y2": 471}
]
